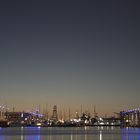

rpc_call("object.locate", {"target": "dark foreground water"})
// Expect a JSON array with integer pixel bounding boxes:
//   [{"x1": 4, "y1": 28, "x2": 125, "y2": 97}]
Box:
[{"x1": 0, "y1": 126, "x2": 140, "y2": 140}]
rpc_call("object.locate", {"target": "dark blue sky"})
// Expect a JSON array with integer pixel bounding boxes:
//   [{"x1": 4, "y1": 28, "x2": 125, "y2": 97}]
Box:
[{"x1": 0, "y1": 0, "x2": 140, "y2": 115}]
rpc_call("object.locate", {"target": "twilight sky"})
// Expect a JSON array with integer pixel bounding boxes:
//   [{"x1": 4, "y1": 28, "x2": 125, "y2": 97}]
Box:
[{"x1": 0, "y1": 0, "x2": 140, "y2": 116}]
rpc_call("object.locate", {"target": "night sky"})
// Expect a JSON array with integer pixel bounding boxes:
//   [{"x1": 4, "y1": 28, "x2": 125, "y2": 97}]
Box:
[{"x1": 0, "y1": 0, "x2": 140, "y2": 116}]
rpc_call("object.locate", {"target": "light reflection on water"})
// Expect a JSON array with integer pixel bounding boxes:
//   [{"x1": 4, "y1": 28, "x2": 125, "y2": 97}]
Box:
[
  {"x1": 0, "y1": 127, "x2": 140, "y2": 140},
  {"x1": 99, "y1": 131, "x2": 102, "y2": 140},
  {"x1": 122, "y1": 127, "x2": 140, "y2": 140}
]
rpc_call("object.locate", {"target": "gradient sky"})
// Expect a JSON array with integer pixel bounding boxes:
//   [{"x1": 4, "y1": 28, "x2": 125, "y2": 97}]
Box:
[{"x1": 0, "y1": 0, "x2": 140, "y2": 116}]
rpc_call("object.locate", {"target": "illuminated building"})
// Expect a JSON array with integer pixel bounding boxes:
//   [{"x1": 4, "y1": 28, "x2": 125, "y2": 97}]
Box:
[
  {"x1": 5, "y1": 112, "x2": 33, "y2": 126},
  {"x1": 0, "y1": 105, "x2": 7, "y2": 120},
  {"x1": 51, "y1": 105, "x2": 58, "y2": 121}
]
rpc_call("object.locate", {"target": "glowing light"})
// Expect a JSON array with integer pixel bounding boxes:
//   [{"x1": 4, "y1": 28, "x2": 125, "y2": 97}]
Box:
[
  {"x1": 99, "y1": 122, "x2": 104, "y2": 125},
  {"x1": 36, "y1": 123, "x2": 42, "y2": 126},
  {"x1": 99, "y1": 118, "x2": 103, "y2": 121}
]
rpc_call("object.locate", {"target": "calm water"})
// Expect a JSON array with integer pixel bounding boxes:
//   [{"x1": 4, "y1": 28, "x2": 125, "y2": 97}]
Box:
[{"x1": 0, "y1": 126, "x2": 140, "y2": 140}]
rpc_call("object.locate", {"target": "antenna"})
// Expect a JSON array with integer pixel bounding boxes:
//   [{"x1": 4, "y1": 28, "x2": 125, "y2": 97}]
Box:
[
  {"x1": 80, "y1": 105, "x2": 82, "y2": 117},
  {"x1": 69, "y1": 108, "x2": 71, "y2": 121},
  {"x1": 94, "y1": 105, "x2": 98, "y2": 118}
]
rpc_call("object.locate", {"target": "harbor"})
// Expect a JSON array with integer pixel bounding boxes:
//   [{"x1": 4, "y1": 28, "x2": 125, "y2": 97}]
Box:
[{"x1": 0, "y1": 105, "x2": 121, "y2": 127}]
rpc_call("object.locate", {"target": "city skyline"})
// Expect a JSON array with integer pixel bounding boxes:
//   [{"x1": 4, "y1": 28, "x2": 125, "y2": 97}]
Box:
[{"x1": 0, "y1": 1, "x2": 140, "y2": 116}]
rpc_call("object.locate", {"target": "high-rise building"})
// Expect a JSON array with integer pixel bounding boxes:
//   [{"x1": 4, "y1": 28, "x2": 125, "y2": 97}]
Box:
[{"x1": 51, "y1": 105, "x2": 58, "y2": 121}]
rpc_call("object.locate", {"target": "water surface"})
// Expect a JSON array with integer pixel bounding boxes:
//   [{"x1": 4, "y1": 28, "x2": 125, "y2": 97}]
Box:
[{"x1": 0, "y1": 126, "x2": 140, "y2": 140}]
